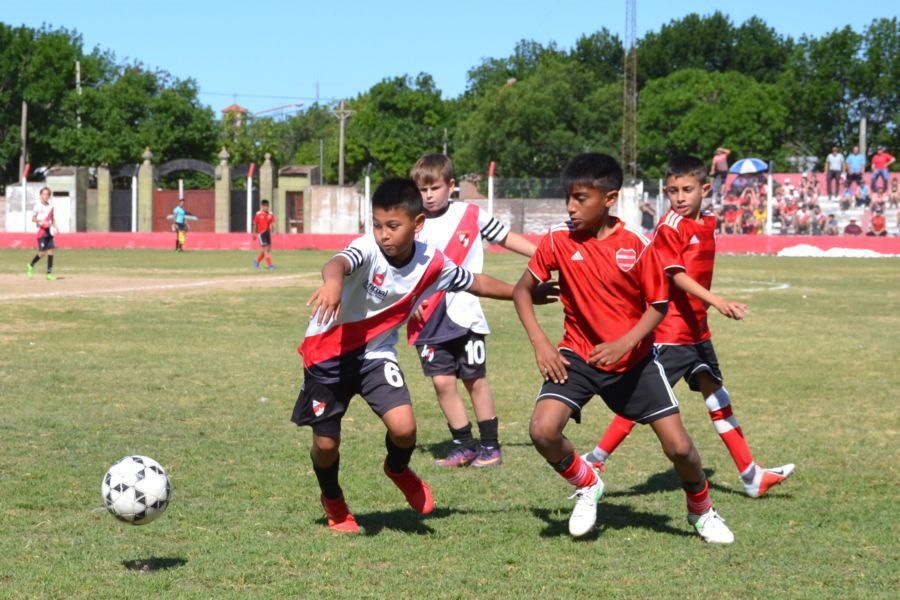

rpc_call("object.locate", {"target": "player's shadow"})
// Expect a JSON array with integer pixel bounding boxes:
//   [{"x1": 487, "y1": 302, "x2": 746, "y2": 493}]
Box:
[
  {"x1": 122, "y1": 557, "x2": 187, "y2": 572},
  {"x1": 341, "y1": 507, "x2": 457, "y2": 537},
  {"x1": 605, "y1": 468, "x2": 737, "y2": 498},
  {"x1": 419, "y1": 440, "x2": 533, "y2": 460},
  {"x1": 532, "y1": 503, "x2": 692, "y2": 540}
]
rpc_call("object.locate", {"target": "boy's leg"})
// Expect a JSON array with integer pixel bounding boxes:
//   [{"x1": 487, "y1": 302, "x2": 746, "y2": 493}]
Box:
[
  {"x1": 462, "y1": 376, "x2": 502, "y2": 467},
  {"x1": 530, "y1": 398, "x2": 603, "y2": 537},
  {"x1": 431, "y1": 373, "x2": 479, "y2": 467},
  {"x1": 381, "y1": 405, "x2": 433, "y2": 514},
  {"x1": 583, "y1": 414, "x2": 636, "y2": 468},
  {"x1": 649, "y1": 414, "x2": 733, "y2": 544},
  {"x1": 311, "y1": 433, "x2": 359, "y2": 533},
  {"x1": 695, "y1": 372, "x2": 794, "y2": 498}
]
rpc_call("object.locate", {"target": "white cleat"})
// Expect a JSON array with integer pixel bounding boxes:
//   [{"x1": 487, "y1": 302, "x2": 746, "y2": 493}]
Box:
[
  {"x1": 568, "y1": 468, "x2": 604, "y2": 537},
  {"x1": 688, "y1": 508, "x2": 735, "y2": 544},
  {"x1": 743, "y1": 464, "x2": 795, "y2": 498}
]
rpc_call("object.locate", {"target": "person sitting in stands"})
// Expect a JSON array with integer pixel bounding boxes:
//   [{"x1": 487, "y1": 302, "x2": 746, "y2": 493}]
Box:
[
  {"x1": 824, "y1": 214, "x2": 840, "y2": 236},
  {"x1": 843, "y1": 219, "x2": 863, "y2": 236},
  {"x1": 812, "y1": 205, "x2": 827, "y2": 235},
  {"x1": 867, "y1": 207, "x2": 887, "y2": 237}
]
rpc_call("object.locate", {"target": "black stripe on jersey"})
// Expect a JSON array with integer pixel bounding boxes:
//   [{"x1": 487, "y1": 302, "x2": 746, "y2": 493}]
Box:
[
  {"x1": 481, "y1": 219, "x2": 503, "y2": 241},
  {"x1": 448, "y1": 267, "x2": 474, "y2": 292},
  {"x1": 339, "y1": 247, "x2": 363, "y2": 270}
]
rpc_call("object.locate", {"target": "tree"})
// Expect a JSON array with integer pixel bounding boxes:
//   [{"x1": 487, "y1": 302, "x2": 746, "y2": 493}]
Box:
[
  {"x1": 570, "y1": 29, "x2": 625, "y2": 85},
  {"x1": 638, "y1": 69, "x2": 790, "y2": 179}
]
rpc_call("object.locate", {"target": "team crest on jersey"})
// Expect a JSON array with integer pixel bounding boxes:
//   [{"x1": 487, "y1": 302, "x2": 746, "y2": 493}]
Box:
[
  {"x1": 458, "y1": 232, "x2": 471, "y2": 247},
  {"x1": 312, "y1": 400, "x2": 327, "y2": 417},
  {"x1": 615, "y1": 248, "x2": 637, "y2": 271},
  {"x1": 420, "y1": 345, "x2": 435, "y2": 362},
  {"x1": 372, "y1": 271, "x2": 385, "y2": 286}
]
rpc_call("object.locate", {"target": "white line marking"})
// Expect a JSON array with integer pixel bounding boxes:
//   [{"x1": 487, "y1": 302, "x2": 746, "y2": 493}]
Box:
[{"x1": 737, "y1": 282, "x2": 791, "y2": 293}]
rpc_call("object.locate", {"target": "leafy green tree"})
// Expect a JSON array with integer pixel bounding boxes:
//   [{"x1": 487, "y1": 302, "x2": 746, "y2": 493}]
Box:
[
  {"x1": 570, "y1": 29, "x2": 625, "y2": 85},
  {"x1": 638, "y1": 69, "x2": 790, "y2": 179}
]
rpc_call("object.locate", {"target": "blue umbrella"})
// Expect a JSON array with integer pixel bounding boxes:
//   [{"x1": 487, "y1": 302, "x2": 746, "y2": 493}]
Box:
[{"x1": 729, "y1": 158, "x2": 768, "y2": 174}]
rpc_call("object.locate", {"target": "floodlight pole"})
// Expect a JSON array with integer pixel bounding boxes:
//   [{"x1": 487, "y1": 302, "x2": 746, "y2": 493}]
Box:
[
  {"x1": 364, "y1": 163, "x2": 373, "y2": 235},
  {"x1": 487, "y1": 161, "x2": 496, "y2": 216},
  {"x1": 247, "y1": 162, "x2": 256, "y2": 233},
  {"x1": 20, "y1": 100, "x2": 28, "y2": 231}
]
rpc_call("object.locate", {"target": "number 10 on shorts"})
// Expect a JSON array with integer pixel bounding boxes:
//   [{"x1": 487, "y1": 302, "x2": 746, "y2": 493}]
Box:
[{"x1": 465, "y1": 339, "x2": 485, "y2": 365}]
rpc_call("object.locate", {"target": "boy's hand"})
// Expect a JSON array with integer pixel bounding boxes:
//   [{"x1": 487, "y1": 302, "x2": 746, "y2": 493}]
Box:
[
  {"x1": 307, "y1": 280, "x2": 342, "y2": 325},
  {"x1": 713, "y1": 299, "x2": 748, "y2": 320},
  {"x1": 532, "y1": 281, "x2": 560, "y2": 305},
  {"x1": 588, "y1": 339, "x2": 632, "y2": 367},
  {"x1": 534, "y1": 338, "x2": 569, "y2": 384},
  {"x1": 413, "y1": 300, "x2": 429, "y2": 323}
]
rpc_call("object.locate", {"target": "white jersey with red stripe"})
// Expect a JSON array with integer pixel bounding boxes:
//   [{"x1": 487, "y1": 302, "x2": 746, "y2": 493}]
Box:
[
  {"x1": 33, "y1": 202, "x2": 54, "y2": 236},
  {"x1": 299, "y1": 235, "x2": 475, "y2": 383},
  {"x1": 414, "y1": 201, "x2": 510, "y2": 344}
]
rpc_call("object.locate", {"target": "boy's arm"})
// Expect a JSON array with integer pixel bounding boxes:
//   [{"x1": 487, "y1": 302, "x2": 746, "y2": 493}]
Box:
[
  {"x1": 306, "y1": 255, "x2": 351, "y2": 325},
  {"x1": 468, "y1": 272, "x2": 514, "y2": 300},
  {"x1": 670, "y1": 270, "x2": 747, "y2": 320},
  {"x1": 513, "y1": 270, "x2": 570, "y2": 383},
  {"x1": 588, "y1": 303, "x2": 667, "y2": 367},
  {"x1": 497, "y1": 231, "x2": 537, "y2": 257}
]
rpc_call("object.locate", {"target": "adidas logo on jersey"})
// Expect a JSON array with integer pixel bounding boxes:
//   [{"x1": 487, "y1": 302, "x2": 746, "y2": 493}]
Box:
[
  {"x1": 571, "y1": 250, "x2": 584, "y2": 261},
  {"x1": 689, "y1": 234, "x2": 700, "y2": 245}
]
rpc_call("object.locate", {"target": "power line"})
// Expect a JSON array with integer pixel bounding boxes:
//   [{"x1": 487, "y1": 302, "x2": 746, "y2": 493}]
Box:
[{"x1": 199, "y1": 91, "x2": 336, "y2": 102}]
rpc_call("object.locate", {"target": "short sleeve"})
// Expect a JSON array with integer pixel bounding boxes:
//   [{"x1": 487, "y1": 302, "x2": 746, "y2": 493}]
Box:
[
  {"x1": 653, "y1": 224, "x2": 685, "y2": 273},
  {"x1": 637, "y1": 245, "x2": 668, "y2": 305},
  {"x1": 527, "y1": 232, "x2": 558, "y2": 282},
  {"x1": 477, "y1": 207, "x2": 511, "y2": 243},
  {"x1": 335, "y1": 236, "x2": 375, "y2": 273},
  {"x1": 436, "y1": 256, "x2": 474, "y2": 292}
]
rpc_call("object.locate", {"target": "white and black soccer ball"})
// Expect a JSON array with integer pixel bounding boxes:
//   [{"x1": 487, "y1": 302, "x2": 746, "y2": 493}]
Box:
[{"x1": 101, "y1": 455, "x2": 172, "y2": 525}]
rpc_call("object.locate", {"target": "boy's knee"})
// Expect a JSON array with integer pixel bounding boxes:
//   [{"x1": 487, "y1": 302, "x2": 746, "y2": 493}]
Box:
[
  {"x1": 662, "y1": 437, "x2": 696, "y2": 464},
  {"x1": 389, "y1": 424, "x2": 417, "y2": 446},
  {"x1": 529, "y1": 418, "x2": 559, "y2": 449},
  {"x1": 313, "y1": 435, "x2": 340, "y2": 454}
]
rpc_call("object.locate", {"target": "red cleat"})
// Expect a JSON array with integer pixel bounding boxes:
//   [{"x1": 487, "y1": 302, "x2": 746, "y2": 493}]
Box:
[
  {"x1": 320, "y1": 495, "x2": 360, "y2": 533},
  {"x1": 383, "y1": 462, "x2": 434, "y2": 514}
]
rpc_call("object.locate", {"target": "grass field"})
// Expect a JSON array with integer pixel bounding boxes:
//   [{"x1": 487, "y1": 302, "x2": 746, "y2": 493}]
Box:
[{"x1": 0, "y1": 248, "x2": 897, "y2": 599}]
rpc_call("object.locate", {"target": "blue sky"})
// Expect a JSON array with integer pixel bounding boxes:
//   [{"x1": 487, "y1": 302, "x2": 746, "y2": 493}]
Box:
[{"x1": 4, "y1": 1, "x2": 895, "y2": 115}]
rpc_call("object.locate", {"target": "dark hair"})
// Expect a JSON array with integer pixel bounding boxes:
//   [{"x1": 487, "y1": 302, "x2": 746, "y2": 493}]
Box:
[
  {"x1": 261, "y1": 199, "x2": 270, "y2": 205},
  {"x1": 561, "y1": 153, "x2": 623, "y2": 193},
  {"x1": 666, "y1": 155, "x2": 708, "y2": 183},
  {"x1": 372, "y1": 178, "x2": 423, "y2": 216}
]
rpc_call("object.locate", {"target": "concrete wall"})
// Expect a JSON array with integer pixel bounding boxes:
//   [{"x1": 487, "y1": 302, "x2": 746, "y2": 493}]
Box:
[{"x1": 308, "y1": 186, "x2": 363, "y2": 234}]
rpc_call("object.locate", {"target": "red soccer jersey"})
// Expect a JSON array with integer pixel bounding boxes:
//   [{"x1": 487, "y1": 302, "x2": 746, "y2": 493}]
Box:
[
  {"x1": 653, "y1": 210, "x2": 717, "y2": 344},
  {"x1": 528, "y1": 218, "x2": 668, "y2": 373},
  {"x1": 254, "y1": 211, "x2": 275, "y2": 233}
]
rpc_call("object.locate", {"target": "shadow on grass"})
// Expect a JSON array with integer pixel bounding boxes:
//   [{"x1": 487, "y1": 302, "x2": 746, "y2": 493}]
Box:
[
  {"x1": 337, "y1": 507, "x2": 458, "y2": 537},
  {"x1": 418, "y1": 440, "x2": 533, "y2": 460},
  {"x1": 532, "y1": 502, "x2": 693, "y2": 540},
  {"x1": 122, "y1": 557, "x2": 187, "y2": 572},
  {"x1": 605, "y1": 468, "x2": 739, "y2": 498}
]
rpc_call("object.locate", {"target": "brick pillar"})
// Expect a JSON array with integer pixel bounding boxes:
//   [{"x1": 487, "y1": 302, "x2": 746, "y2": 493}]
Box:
[
  {"x1": 137, "y1": 148, "x2": 154, "y2": 232},
  {"x1": 260, "y1": 153, "x2": 280, "y2": 232},
  {"x1": 215, "y1": 147, "x2": 231, "y2": 233},
  {"x1": 94, "y1": 165, "x2": 111, "y2": 232}
]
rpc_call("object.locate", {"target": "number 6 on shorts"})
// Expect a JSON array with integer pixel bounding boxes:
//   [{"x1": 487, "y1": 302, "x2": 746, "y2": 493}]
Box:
[{"x1": 384, "y1": 362, "x2": 404, "y2": 387}]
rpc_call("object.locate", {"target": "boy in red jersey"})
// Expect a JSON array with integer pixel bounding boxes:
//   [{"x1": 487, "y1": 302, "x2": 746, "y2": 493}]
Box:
[
  {"x1": 293, "y1": 178, "x2": 520, "y2": 533},
  {"x1": 583, "y1": 156, "x2": 794, "y2": 498},
  {"x1": 409, "y1": 153, "x2": 537, "y2": 468},
  {"x1": 514, "y1": 153, "x2": 734, "y2": 543},
  {"x1": 252, "y1": 199, "x2": 276, "y2": 269}
]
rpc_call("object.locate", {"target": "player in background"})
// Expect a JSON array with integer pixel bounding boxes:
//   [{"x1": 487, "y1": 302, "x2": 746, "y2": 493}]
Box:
[
  {"x1": 26, "y1": 186, "x2": 58, "y2": 280},
  {"x1": 172, "y1": 198, "x2": 188, "y2": 252},
  {"x1": 514, "y1": 153, "x2": 734, "y2": 543},
  {"x1": 409, "y1": 154, "x2": 537, "y2": 468},
  {"x1": 583, "y1": 155, "x2": 795, "y2": 498},
  {"x1": 293, "y1": 178, "x2": 527, "y2": 533},
  {"x1": 253, "y1": 199, "x2": 276, "y2": 270}
]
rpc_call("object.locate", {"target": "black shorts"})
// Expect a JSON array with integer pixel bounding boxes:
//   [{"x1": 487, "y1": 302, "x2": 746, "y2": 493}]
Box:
[
  {"x1": 536, "y1": 349, "x2": 679, "y2": 424},
  {"x1": 656, "y1": 340, "x2": 723, "y2": 392},
  {"x1": 175, "y1": 222, "x2": 187, "y2": 232},
  {"x1": 37, "y1": 234, "x2": 55, "y2": 251},
  {"x1": 416, "y1": 332, "x2": 487, "y2": 379},
  {"x1": 258, "y1": 230, "x2": 271, "y2": 247},
  {"x1": 291, "y1": 359, "x2": 411, "y2": 437}
]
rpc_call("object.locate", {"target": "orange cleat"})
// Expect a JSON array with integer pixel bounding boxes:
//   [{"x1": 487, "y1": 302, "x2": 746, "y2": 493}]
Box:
[
  {"x1": 383, "y1": 462, "x2": 434, "y2": 515},
  {"x1": 320, "y1": 494, "x2": 360, "y2": 533}
]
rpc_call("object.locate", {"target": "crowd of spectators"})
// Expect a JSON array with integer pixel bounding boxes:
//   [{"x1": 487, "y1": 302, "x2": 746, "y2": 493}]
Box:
[{"x1": 705, "y1": 145, "x2": 897, "y2": 236}]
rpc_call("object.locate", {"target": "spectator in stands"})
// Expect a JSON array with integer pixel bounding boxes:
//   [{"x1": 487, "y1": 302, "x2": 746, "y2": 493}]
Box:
[
  {"x1": 840, "y1": 186, "x2": 853, "y2": 211},
  {"x1": 794, "y1": 203, "x2": 811, "y2": 235},
  {"x1": 870, "y1": 146, "x2": 895, "y2": 193},
  {"x1": 871, "y1": 190, "x2": 886, "y2": 211},
  {"x1": 812, "y1": 205, "x2": 827, "y2": 235},
  {"x1": 801, "y1": 172, "x2": 819, "y2": 202},
  {"x1": 781, "y1": 197, "x2": 798, "y2": 234},
  {"x1": 868, "y1": 207, "x2": 887, "y2": 236},
  {"x1": 824, "y1": 146, "x2": 845, "y2": 199},
  {"x1": 846, "y1": 145, "x2": 866, "y2": 193},
  {"x1": 843, "y1": 218, "x2": 863, "y2": 236},
  {"x1": 753, "y1": 200, "x2": 767, "y2": 234},
  {"x1": 855, "y1": 181, "x2": 871, "y2": 208},
  {"x1": 824, "y1": 214, "x2": 840, "y2": 236},
  {"x1": 640, "y1": 201, "x2": 656, "y2": 234},
  {"x1": 710, "y1": 147, "x2": 731, "y2": 203},
  {"x1": 889, "y1": 178, "x2": 900, "y2": 208},
  {"x1": 722, "y1": 203, "x2": 739, "y2": 234},
  {"x1": 740, "y1": 202, "x2": 757, "y2": 234}
]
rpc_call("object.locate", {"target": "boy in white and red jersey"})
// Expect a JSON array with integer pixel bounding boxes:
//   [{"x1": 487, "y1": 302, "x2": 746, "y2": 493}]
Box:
[
  {"x1": 26, "y1": 187, "x2": 58, "y2": 281},
  {"x1": 292, "y1": 178, "x2": 518, "y2": 533},
  {"x1": 409, "y1": 154, "x2": 537, "y2": 468},
  {"x1": 514, "y1": 153, "x2": 734, "y2": 543},
  {"x1": 252, "y1": 199, "x2": 276, "y2": 270},
  {"x1": 583, "y1": 155, "x2": 794, "y2": 498}
]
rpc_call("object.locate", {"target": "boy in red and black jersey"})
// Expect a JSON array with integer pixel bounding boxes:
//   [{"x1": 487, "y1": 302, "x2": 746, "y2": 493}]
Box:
[
  {"x1": 584, "y1": 155, "x2": 794, "y2": 499},
  {"x1": 253, "y1": 200, "x2": 276, "y2": 269},
  {"x1": 514, "y1": 153, "x2": 734, "y2": 543}
]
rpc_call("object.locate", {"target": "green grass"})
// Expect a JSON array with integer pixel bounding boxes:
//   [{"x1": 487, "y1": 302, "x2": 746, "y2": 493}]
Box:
[{"x1": 0, "y1": 249, "x2": 897, "y2": 598}]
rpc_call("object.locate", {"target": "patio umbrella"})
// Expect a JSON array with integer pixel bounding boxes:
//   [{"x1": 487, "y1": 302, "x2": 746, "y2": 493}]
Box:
[{"x1": 729, "y1": 158, "x2": 768, "y2": 174}]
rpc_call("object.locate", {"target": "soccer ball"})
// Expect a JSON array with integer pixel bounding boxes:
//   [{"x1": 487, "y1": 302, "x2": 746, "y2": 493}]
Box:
[{"x1": 101, "y1": 455, "x2": 172, "y2": 525}]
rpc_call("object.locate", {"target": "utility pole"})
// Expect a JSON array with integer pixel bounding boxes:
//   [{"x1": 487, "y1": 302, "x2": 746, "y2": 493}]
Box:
[
  {"x1": 622, "y1": 0, "x2": 638, "y2": 182},
  {"x1": 19, "y1": 100, "x2": 27, "y2": 180},
  {"x1": 332, "y1": 100, "x2": 355, "y2": 186},
  {"x1": 443, "y1": 128, "x2": 448, "y2": 156},
  {"x1": 76, "y1": 60, "x2": 82, "y2": 129}
]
